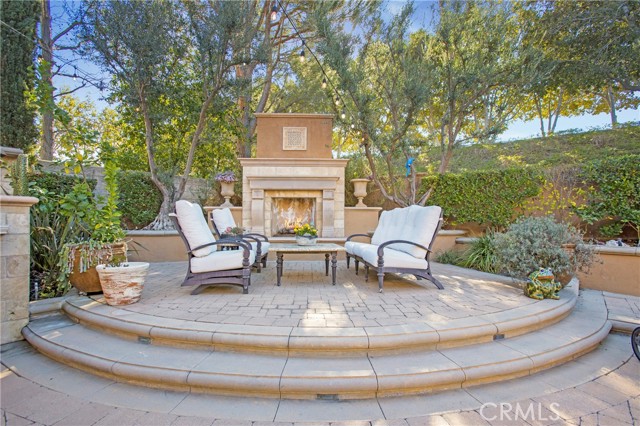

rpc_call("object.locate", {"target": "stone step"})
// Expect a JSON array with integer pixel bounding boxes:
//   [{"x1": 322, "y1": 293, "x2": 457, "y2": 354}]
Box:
[
  {"x1": 22, "y1": 289, "x2": 610, "y2": 400},
  {"x1": 57, "y1": 280, "x2": 580, "y2": 356}
]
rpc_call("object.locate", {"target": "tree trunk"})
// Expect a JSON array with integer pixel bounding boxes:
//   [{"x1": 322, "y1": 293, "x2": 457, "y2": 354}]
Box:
[
  {"x1": 606, "y1": 85, "x2": 618, "y2": 128},
  {"x1": 39, "y1": 0, "x2": 54, "y2": 161}
]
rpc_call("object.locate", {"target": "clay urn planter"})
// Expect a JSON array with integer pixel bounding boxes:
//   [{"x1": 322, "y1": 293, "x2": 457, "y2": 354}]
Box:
[
  {"x1": 96, "y1": 262, "x2": 149, "y2": 306},
  {"x1": 68, "y1": 242, "x2": 128, "y2": 293}
]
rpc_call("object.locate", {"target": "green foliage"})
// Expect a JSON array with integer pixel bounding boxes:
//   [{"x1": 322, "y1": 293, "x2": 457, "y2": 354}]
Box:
[
  {"x1": 117, "y1": 170, "x2": 163, "y2": 229},
  {"x1": 440, "y1": 124, "x2": 640, "y2": 173},
  {"x1": 574, "y1": 154, "x2": 640, "y2": 239},
  {"x1": 9, "y1": 154, "x2": 29, "y2": 195},
  {"x1": 435, "y1": 250, "x2": 466, "y2": 267},
  {"x1": 424, "y1": 168, "x2": 544, "y2": 229},
  {"x1": 0, "y1": 0, "x2": 39, "y2": 151},
  {"x1": 493, "y1": 216, "x2": 594, "y2": 280},
  {"x1": 460, "y1": 234, "x2": 499, "y2": 274},
  {"x1": 28, "y1": 172, "x2": 93, "y2": 299}
]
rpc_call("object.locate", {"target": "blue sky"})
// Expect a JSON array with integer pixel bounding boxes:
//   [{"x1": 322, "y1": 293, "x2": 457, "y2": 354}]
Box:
[{"x1": 52, "y1": 0, "x2": 638, "y2": 142}]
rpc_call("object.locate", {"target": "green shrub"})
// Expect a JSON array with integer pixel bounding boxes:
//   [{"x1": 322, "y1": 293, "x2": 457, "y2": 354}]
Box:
[
  {"x1": 574, "y1": 154, "x2": 640, "y2": 240},
  {"x1": 435, "y1": 249, "x2": 466, "y2": 267},
  {"x1": 28, "y1": 172, "x2": 93, "y2": 299},
  {"x1": 460, "y1": 233, "x2": 499, "y2": 273},
  {"x1": 492, "y1": 216, "x2": 594, "y2": 281},
  {"x1": 116, "y1": 170, "x2": 162, "y2": 229},
  {"x1": 424, "y1": 168, "x2": 543, "y2": 229}
]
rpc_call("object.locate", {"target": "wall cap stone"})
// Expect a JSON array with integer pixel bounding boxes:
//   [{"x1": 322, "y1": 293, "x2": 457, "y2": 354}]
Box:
[{"x1": 0, "y1": 195, "x2": 39, "y2": 208}]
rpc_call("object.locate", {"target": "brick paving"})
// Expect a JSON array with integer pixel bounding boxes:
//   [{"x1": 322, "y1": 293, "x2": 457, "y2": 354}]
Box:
[
  {"x1": 2, "y1": 260, "x2": 639, "y2": 425},
  {"x1": 114, "y1": 261, "x2": 531, "y2": 329}
]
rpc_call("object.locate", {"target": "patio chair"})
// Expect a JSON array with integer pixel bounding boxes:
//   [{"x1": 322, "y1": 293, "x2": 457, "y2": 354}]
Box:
[
  {"x1": 345, "y1": 205, "x2": 444, "y2": 292},
  {"x1": 170, "y1": 200, "x2": 255, "y2": 294},
  {"x1": 210, "y1": 207, "x2": 270, "y2": 272}
]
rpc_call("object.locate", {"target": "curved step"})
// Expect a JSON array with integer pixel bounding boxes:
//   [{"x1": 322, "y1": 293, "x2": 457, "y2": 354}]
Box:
[
  {"x1": 59, "y1": 280, "x2": 580, "y2": 356},
  {"x1": 23, "y1": 288, "x2": 609, "y2": 400}
]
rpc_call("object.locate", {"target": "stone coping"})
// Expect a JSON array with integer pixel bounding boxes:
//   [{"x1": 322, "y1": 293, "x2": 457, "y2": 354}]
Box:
[{"x1": 59, "y1": 272, "x2": 579, "y2": 355}]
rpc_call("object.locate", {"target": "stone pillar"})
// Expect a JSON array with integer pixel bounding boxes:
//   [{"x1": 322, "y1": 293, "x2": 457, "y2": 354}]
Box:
[{"x1": 0, "y1": 195, "x2": 39, "y2": 344}]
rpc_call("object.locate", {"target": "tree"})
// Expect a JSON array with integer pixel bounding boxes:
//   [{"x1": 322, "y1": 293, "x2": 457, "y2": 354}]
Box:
[
  {"x1": 0, "y1": 0, "x2": 40, "y2": 151},
  {"x1": 316, "y1": 1, "x2": 541, "y2": 205},
  {"x1": 316, "y1": 2, "x2": 435, "y2": 206},
  {"x1": 37, "y1": 0, "x2": 88, "y2": 160},
  {"x1": 533, "y1": 0, "x2": 640, "y2": 93},
  {"x1": 85, "y1": 0, "x2": 255, "y2": 229},
  {"x1": 231, "y1": 1, "x2": 367, "y2": 158}
]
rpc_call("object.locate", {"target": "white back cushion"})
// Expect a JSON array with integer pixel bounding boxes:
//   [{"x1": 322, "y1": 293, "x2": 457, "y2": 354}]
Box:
[
  {"x1": 371, "y1": 205, "x2": 442, "y2": 259},
  {"x1": 175, "y1": 200, "x2": 216, "y2": 257},
  {"x1": 211, "y1": 208, "x2": 237, "y2": 235}
]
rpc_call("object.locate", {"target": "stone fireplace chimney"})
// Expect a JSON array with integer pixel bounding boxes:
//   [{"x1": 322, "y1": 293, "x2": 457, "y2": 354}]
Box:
[{"x1": 240, "y1": 114, "x2": 348, "y2": 238}]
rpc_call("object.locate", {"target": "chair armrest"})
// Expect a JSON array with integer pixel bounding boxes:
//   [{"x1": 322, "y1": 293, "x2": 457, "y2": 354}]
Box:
[
  {"x1": 377, "y1": 239, "x2": 431, "y2": 257},
  {"x1": 191, "y1": 240, "x2": 252, "y2": 257},
  {"x1": 243, "y1": 233, "x2": 269, "y2": 242},
  {"x1": 346, "y1": 233, "x2": 372, "y2": 242}
]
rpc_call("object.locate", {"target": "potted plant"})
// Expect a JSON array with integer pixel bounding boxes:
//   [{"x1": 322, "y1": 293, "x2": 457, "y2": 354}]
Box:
[
  {"x1": 215, "y1": 171, "x2": 237, "y2": 207},
  {"x1": 96, "y1": 261, "x2": 149, "y2": 306},
  {"x1": 294, "y1": 223, "x2": 318, "y2": 246},
  {"x1": 59, "y1": 146, "x2": 128, "y2": 293}
]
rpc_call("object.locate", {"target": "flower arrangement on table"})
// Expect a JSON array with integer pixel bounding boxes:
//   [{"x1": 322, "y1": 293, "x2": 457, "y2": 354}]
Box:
[
  {"x1": 224, "y1": 226, "x2": 245, "y2": 236},
  {"x1": 214, "y1": 171, "x2": 237, "y2": 183},
  {"x1": 294, "y1": 223, "x2": 318, "y2": 237}
]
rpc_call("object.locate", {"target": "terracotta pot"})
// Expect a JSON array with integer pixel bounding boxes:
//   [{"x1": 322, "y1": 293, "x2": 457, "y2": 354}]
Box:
[
  {"x1": 96, "y1": 262, "x2": 149, "y2": 306},
  {"x1": 69, "y1": 242, "x2": 127, "y2": 293}
]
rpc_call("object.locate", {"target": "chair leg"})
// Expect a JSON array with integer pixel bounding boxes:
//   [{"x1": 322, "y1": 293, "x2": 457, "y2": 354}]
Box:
[
  {"x1": 346, "y1": 255, "x2": 351, "y2": 269},
  {"x1": 378, "y1": 271, "x2": 384, "y2": 293},
  {"x1": 262, "y1": 254, "x2": 267, "y2": 269},
  {"x1": 355, "y1": 259, "x2": 359, "y2": 275},
  {"x1": 364, "y1": 265, "x2": 369, "y2": 282}
]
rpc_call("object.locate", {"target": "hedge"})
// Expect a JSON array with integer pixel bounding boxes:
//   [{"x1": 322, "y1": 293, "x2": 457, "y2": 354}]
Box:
[
  {"x1": 423, "y1": 168, "x2": 544, "y2": 229},
  {"x1": 116, "y1": 170, "x2": 162, "y2": 229}
]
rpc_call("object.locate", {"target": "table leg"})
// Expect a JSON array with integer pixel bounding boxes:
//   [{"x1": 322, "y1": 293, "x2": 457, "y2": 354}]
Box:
[
  {"x1": 325, "y1": 253, "x2": 330, "y2": 276},
  {"x1": 276, "y1": 253, "x2": 283, "y2": 286},
  {"x1": 331, "y1": 252, "x2": 337, "y2": 285}
]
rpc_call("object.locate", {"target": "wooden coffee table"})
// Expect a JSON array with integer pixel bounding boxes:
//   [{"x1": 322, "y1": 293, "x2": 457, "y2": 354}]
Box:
[{"x1": 271, "y1": 243, "x2": 346, "y2": 286}]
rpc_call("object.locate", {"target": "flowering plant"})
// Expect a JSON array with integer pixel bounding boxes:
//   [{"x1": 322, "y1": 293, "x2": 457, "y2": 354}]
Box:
[
  {"x1": 214, "y1": 171, "x2": 236, "y2": 183},
  {"x1": 224, "y1": 226, "x2": 245, "y2": 236},
  {"x1": 294, "y1": 223, "x2": 317, "y2": 237}
]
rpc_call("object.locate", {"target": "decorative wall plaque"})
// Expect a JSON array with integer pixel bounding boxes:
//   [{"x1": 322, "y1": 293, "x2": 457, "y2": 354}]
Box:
[{"x1": 283, "y1": 127, "x2": 307, "y2": 150}]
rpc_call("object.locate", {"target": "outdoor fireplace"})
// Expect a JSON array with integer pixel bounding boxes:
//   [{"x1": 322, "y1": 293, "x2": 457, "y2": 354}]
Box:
[
  {"x1": 240, "y1": 113, "x2": 347, "y2": 238},
  {"x1": 272, "y1": 197, "x2": 316, "y2": 235}
]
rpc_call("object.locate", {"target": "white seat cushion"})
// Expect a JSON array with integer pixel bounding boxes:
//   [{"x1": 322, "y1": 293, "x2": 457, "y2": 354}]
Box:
[
  {"x1": 191, "y1": 249, "x2": 256, "y2": 274},
  {"x1": 250, "y1": 241, "x2": 270, "y2": 255},
  {"x1": 176, "y1": 200, "x2": 216, "y2": 257},
  {"x1": 211, "y1": 208, "x2": 236, "y2": 235},
  {"x1": 345, "y1": 241, "x2": 370, "y2": 255},
  {"x1": 359, "y1": 245, "x2": 428, "y2": 270}
]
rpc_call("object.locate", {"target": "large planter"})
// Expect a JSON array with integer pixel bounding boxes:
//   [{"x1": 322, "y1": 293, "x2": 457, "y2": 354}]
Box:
[
  {"x1": 69, "y1": 242, "x2": 127, "y2": 293},
  {"x1": 96, "y1": 262, "x2": 149, "y2": 306}
]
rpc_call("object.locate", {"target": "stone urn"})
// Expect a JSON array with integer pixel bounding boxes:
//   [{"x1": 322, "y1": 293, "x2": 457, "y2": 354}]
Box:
[
  {"x1": 351, "y1": 178, "x2": 370, "y2": 207},
  {"x1": 96, "y1": 262, "x2": 149, "y2": 306},
  {"x1": 220, "y1": 181, "x2": 236, "y2": 207}
]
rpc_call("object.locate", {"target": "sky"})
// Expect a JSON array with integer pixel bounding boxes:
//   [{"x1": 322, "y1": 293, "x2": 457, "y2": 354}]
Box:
[{"x1": 50, "y1": 0, "x2": 638, "y2": 143}]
